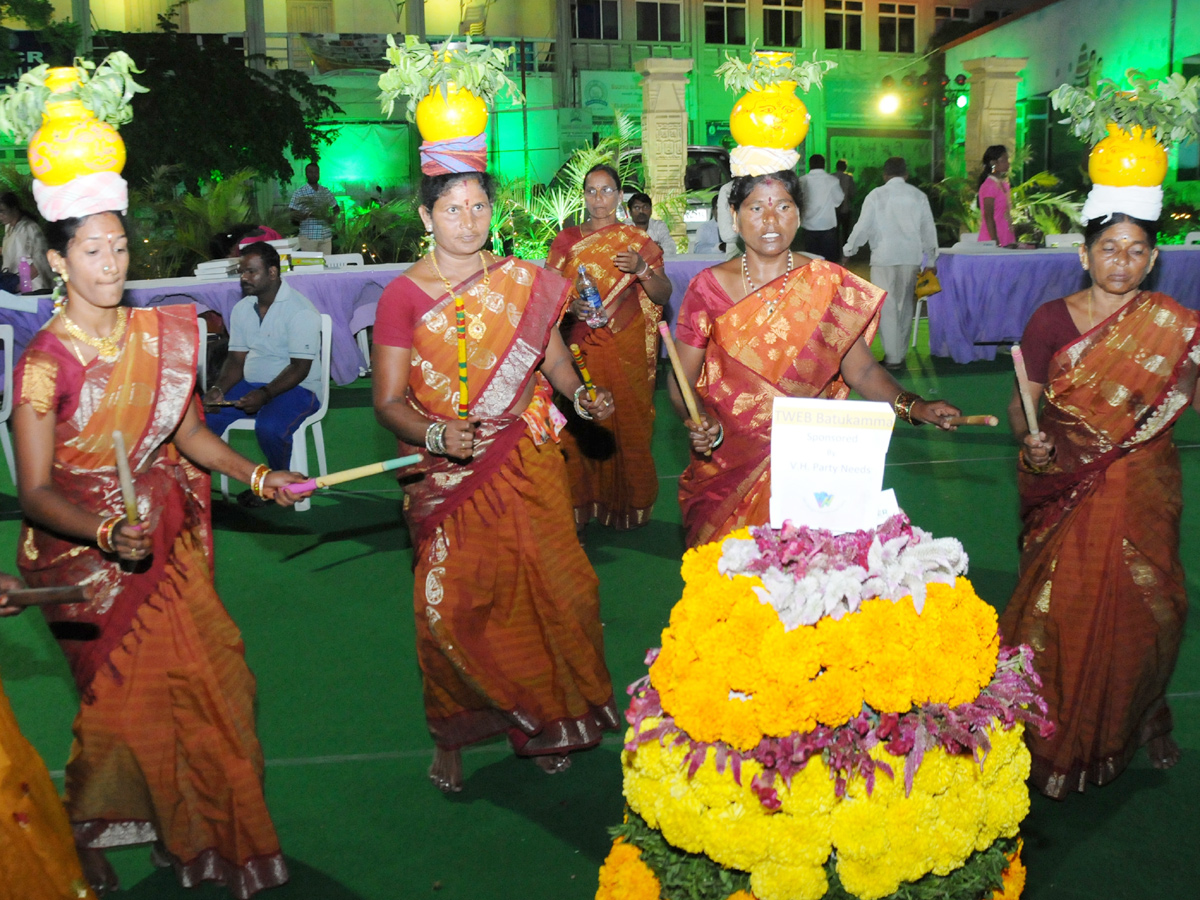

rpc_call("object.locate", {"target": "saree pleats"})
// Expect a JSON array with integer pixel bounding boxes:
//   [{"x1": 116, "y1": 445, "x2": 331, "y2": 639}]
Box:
[
  {"x1": 1001, "y1": 291, "x2": 1199, "y2": 798},
  {"x1": 65, "y1": 530, "x2": 286, "y2": 898},
  {"x1": 414, "y1": 435, "x2": 618, "y2": 754}
]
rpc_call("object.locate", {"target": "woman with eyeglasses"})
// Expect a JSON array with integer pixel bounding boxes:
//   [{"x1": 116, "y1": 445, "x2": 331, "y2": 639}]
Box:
[{"x1": 546, "y1": 164, "x2": 673, "y2": 535}]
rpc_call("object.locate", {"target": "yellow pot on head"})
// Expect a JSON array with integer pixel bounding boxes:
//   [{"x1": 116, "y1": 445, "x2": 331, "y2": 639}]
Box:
[
  {"x1": 28, "y1": 99, "x2": 126, "y2": 186},
  {"x1": 1087, "y1": 123, "x2": 1168, "y2": 187},
  {"x1": 729, "y1": 83, "x2": 810, "y2": 151},
  {"x1": 415, "y1": 85, "x2": 488, "y2": 143}
]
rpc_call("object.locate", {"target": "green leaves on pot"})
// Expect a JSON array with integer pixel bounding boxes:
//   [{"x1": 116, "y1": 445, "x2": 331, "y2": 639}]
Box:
[
  {"x1": 0, "y1": 52, "x2": 148, "y2": 143},
  {"x1": 1049, "y1": 69, "x2": 1200, "y2": 147},
  {"x1": 716, "y1": 47, "x2": 837, "y2": 95},
  {"x1": 378, "y1": 34, "x2": 524, "y2": 121}
]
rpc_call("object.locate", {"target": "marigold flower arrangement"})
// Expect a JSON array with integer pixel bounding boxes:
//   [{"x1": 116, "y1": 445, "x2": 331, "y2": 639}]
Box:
[{"x1": 597, "y1": 516, "x2": 1051, "y2": 900}]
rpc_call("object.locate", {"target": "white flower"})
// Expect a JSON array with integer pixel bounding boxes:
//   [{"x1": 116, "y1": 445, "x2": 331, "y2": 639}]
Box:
[{"x1": 718, "y1": 537, "x2": 760, "y2": 577}]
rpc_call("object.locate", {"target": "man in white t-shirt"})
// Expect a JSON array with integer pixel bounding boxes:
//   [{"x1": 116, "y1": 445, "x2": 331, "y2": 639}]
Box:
[
  {"x1": 842, "y1": 157, "x2": 938, "y2": 369},
  {"x1": 798, "y1": 154, "x2": 844, "y2": 262},
  {"x1": 203, "y1": 242, "x2": 322, "y2": 504}
]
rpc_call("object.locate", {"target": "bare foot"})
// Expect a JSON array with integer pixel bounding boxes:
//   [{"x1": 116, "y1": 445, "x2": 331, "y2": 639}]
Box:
[
  {"x1": 533, "y1": 753, "x2": 572, "y2": 775},
  {"x1": 79, "y1": 847, "x2": 119, "y2": 895},
  {"x1": 429, "y1": 746, "x2": 462, "y2": 793},
  {"x1": 1148, "y1": 734, "x2": 1181, "y2": 770}
]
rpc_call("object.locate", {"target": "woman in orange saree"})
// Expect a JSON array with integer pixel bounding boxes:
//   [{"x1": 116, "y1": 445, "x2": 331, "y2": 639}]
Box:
[
  {"x1": 546, "y1": 164, "x2": 674, "y2": 531},
  {"x1": 1, "y1": 575, "x2": 96, "y2": 900},
  {"x1": 12, "y1": 211, "x2": 309, "y2": 897},
  {"x1": 1004, "y1": 213, "x2": 1193, "y2": 798},
  {"x1": 373, "y1": 171, "x2": 619, "y2": 794},
  {"x1": 667, "y1": 171, "x2": 960, "y2": 547}
]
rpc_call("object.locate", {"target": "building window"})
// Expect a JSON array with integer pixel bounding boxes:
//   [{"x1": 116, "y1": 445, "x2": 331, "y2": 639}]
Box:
[
  {"x1": 825, "y1": 1, "x2": 862, "y2": 51},
  {"x1": 574, "y1": 0, "x2": 619, "y2": 40},
  {"x1": 879, "y1": 3, "x2": 916, "y2": 53},
  {"x1": 763, "y1": 0, "x2": 803, "y2": 47},
  {"x1": 935, "y1": 5, "x2": 972, "y2": 23},
  {"x1": 637, "y1": 1, "x2": 683, "y2": 41},
  {"x1": 705, "y1": 0, "x2": 747, "y2": 45}
]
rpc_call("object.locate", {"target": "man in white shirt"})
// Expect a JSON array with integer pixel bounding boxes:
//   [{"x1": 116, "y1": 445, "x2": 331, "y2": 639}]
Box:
[
  {"x1": 798, "y1": 154, "x2": 844, "y2": 262},
  {"x1": 628, "y1": 192, "x2": 677, "y2": 257},
  {"x1": 842, "y1": 157, "x2": 939, "y2": 369}
]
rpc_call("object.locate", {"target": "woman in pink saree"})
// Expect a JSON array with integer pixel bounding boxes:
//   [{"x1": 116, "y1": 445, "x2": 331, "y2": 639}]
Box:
[{"x1": 666, "y1": 171, "x2": 960, "y2": 547}]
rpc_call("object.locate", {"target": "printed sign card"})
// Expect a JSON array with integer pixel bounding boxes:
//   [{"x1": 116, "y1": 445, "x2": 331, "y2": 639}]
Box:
[{"x1": 769, "y1": 398, "x2": 896, "y2": 533}]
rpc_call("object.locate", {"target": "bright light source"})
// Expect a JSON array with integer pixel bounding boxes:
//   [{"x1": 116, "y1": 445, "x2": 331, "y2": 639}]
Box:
[
  {"x1": 878, "y1": 93, "x2": 901, "y2": 115},
  {"x1": 956, "y1": 94, "x2": 969, "y2": 109}
]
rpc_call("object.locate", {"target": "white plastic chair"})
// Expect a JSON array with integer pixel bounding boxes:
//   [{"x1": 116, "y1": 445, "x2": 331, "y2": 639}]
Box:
[
  {"x1": 218, "y1": 314, "x2": 332, "y2": 512},
  {"x1": 0, "y1": 324, "x2": 14, "y2": 484},
  {"x1": 1185, "y1": 231, "x2": 1200, "y2": 245},
  {"x1": 911, "y1": 297, "x2": 926, "y2": 349},
  {"x1": 1044, "y1": 233, "x2": 1084, "y2": 247},
  {"x1": 355, "y1": 328, "x2": 371, "y2": 376},
  {"x1": 326, "y1": 253, "x2": 365, "y2": 268}
]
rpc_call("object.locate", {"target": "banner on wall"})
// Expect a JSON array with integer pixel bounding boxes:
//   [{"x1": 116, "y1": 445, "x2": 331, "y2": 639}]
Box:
[
  {"x1": 828, "y1": 133, "x2": 932, "y2": 174},
  {"x1": 579, "y1": 70, "x2": 643, "y2": 122}
]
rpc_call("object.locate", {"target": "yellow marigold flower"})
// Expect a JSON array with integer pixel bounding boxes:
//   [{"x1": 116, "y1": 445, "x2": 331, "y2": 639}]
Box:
[
  {"x1": 990, "y1": 841, "x2": 1026, "y2": 900},
  {"x1": 595, "y1": 840, "x2": 661, "y2": 900},
  {"x1": 652, "y1": 543, "x2": 1001, "y2": 749}
]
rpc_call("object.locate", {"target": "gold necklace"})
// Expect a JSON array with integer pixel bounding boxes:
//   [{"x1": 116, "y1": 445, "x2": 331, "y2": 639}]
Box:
[
  {"x1": 742, "y1": 251, "x2": 793, "y2": 314},
  {"x1": 427, "y1": 250, "x2": 492, "y2": 340},
  {"x1": 59, "y1": 307, "x2": 128, "y2": 363}
]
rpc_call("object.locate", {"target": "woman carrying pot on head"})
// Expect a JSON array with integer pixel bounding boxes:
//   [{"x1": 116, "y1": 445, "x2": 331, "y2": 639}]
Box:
[
  {"x1": 546, "y1": 163, "x2": 674, "y2": 533},
  {"x1": 666, "y1": 170, "x2": 961, "y2": 548},
  {"x1": 13, "y1": 198, "x2": 311, "y2": 895},
  {"x1": 372, "y1": 165, "x2": 621, "y2": 795},
  {"x1": 1003, "y1": 204, "x2": 1191, "y2": 798}
]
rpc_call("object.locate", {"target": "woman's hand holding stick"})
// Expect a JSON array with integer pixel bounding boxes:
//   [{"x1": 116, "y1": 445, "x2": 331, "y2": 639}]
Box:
[
  {"x1": 657, "y1": 322, "x2": 716, "y2": 457},
  {"x1": 111, "y1": 430, "x2": 151, "y2": 562},
  {"x1": 569, "y1": 344, "x2": 597, "y2": 401},
  {"x1": 1010, "y1": 345, "x2": 1040, "y2": 437}
]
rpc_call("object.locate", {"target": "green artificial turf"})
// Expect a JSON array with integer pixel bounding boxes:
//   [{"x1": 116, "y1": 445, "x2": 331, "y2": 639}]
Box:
[{"x1": 0, "y1": 320, "x2": 1196, "y2": 899}]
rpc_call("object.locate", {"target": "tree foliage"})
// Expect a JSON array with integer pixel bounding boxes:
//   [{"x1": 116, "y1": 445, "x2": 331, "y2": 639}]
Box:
[{"x1": 98, "y1": 26, "x2": 342, "y2": 189}]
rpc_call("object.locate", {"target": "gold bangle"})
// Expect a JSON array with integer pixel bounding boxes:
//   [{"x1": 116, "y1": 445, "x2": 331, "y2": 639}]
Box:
[
  {"x1": 96, "y1": 514, "x2": 121, "y2": 553},
  {"x1": 250, "y1": 464, "x2": 272, "y2": 499},
  {"x1": 892, "y1": 390, "x2": 923, "y2": 426}
]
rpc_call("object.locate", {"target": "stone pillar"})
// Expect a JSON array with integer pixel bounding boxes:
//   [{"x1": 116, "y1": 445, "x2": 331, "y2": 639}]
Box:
[
  {"x1": 963, "y1": 57, "x2": 1027, "y2": 180},
  {"x1": 71, "y1": 0, "x2": 92, "y2": 55},
  {"x1": 245, "y1": 0, "x2": 268, "y2": 72},
  {"x1": 635, "y1": 58, "x2": 693, "y2": 249},
  {"x1": 555, "y1": 0, "x2": 574, "y2": 109},
  {"x1": 406, "y1": 0, "x2": 426, "y2": 39}
]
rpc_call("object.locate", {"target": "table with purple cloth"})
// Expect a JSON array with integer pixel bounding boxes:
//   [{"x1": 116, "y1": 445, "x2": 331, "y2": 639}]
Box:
[{"x1": 927, "y1": 245, "x2": 1200, "y2": 364}]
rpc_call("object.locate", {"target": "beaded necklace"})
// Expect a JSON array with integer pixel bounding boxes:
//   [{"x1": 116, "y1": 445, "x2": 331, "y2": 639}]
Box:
[{"x1": 741, "y1": 251, "x2": 794, "y2": 315}]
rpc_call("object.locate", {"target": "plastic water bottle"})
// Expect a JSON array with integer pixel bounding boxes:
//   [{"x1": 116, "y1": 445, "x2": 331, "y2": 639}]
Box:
[
  {"x1": 18, "y1": 256, "x2": 32, "y2": 293},
  {"x1": 576, "y1": 265, "x2": 608, "y2": 328}
]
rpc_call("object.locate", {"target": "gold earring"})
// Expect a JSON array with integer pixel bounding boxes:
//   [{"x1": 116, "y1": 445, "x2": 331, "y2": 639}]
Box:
[{"x1": 60, "y1": 271, "x2": 69, "y2": 283}]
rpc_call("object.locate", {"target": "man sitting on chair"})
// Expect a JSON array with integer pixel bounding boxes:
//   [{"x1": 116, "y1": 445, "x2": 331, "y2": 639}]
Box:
[{"x1": 203, "y1": 241, "x2": 322, "y2": 506}]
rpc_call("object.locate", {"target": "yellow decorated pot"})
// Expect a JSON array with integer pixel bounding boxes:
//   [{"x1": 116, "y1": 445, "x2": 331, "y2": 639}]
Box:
[
  {"x1": 28, "y1": 67, "x2": 125, "y2": 185},
  {"x1": 729, "y1": 83, "x2": 810, "y2": 151},
  {"x1": 415, "y1": 85, "x2": 488, "y2": 143},
  {"x1": 1087, "y1": 123, "x2": 1168, "y2": 187},
  {"x1": 28, "y1": 99, "x2": 126, "y2": 186}
]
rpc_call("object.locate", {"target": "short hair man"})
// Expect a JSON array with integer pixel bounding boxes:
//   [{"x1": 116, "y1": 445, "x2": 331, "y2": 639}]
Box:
[
  {"x1": 289, "y1": 162, "x2": 338, "y2": 256},
  {"x1": 841, "y1": 157, "x2": 938, "y2": 369},
  {"x1": 798, "y1": 154, "x2": 844, "y2": 262},
  {"x1": 834, "y1": 159, "x2": 856, "y2": 245},
  {"x1": 627, "y1": 191, "x2": 677, "y2": 257},
  {"x1": 203, "y1": 242, "x2": 323, "y2": 505}
]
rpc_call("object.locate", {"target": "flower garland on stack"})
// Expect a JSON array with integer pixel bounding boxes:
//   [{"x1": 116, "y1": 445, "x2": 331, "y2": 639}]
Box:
[{"x1": 598, "y1": 516, "x2": 1051, "y2": 900}]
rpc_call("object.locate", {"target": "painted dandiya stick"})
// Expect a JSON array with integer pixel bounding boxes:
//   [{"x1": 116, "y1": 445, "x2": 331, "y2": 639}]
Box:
[
  {"x1": 453, "y1": 294, "x2": 469, "y2": 419},
  {"x1": 111, "y1": 430, "x2": 140, "y2": 525},
  {"x1": 282, "y1": 455, "x2": 423, "y2": 495},
  {"x1": 945, "y1": 415, "x2": 999, "y2": 427},
  {"x1": 568, "y1": 343, "x2": 597, "y2": 401},
  {"x1": 1010, "y1": 344, "x2": 1040, "y2": 437}
]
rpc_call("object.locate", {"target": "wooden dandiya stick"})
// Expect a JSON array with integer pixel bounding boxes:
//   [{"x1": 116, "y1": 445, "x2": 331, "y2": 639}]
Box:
[
  {"x1": 111, "y1": 431, "x2": 140, "y2": 525},
  {"x1": 568, "y1": 343, "x2": 597, "y2": 401},
  {"x1": 945, "y1": 415, "x2": 999, "y2": 427},
  {"x1": 282, "y1": 454, "x2": 423, "y2": 495},
  {"x1": 657, "y1": 321, "x2": 713, "y2": 457},
  {"x1": 2, "y1": 585, "x2": 91, "y2": 607},
  {"x1": 1010, "y1": 344, "x2": 1040, "y2": 437}
]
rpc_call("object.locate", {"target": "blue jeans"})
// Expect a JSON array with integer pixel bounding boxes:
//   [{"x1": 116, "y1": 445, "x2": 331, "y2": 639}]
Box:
[{"x1": 205, "y1": 381, "x2": 320, "y2": 471}]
